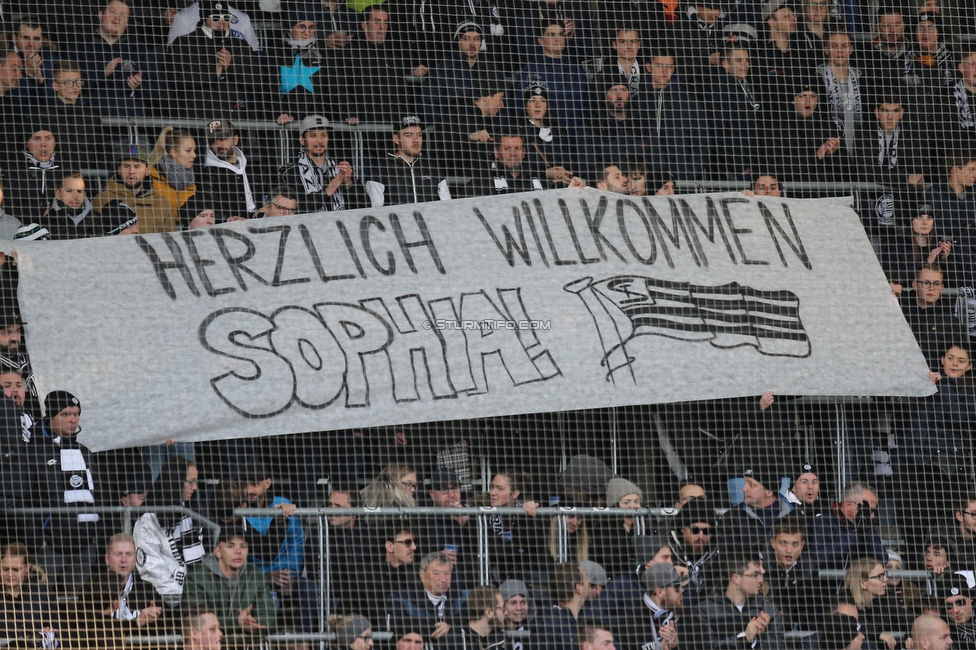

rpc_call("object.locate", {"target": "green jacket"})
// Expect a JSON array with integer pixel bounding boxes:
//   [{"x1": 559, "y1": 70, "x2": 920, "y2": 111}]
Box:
[{"x1": 182, "y1": 554, "x2": 277, "y2": 635}]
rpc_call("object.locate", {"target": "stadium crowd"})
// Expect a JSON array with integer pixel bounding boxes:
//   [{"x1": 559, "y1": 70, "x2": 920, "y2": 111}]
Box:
[{"x1": 0, "y1": 0, "x2": 975, "y2": 647}]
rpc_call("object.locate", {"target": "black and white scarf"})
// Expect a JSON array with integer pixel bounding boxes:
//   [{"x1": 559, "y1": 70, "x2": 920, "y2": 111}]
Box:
[
  {"x1": 955, "y1": 80, "x2": 975, "y2": 130},
  {"x1": 54, "y1": 436, "x2": 99, "y2": 523},
  {"x1": 294, "y1": 149, "x2": 346, "y2": 211},
  {"x1": 876, "y1": 125, "x2": 900, "y2": 169},
  {"x1": 819, "y1": 64, "x2": 862, "y2": 147},
  {"x1": 113, "y1": 574, "x2": 140, "y2": 621},
  {"x1": 641, "y1": 594, "x2": 677, "y2": 650},
  {"x1": 619, "y1": 60, "x2": 640, "y2": 95},
  {"x1": 204, "y1": 147, "x2": 256, "y2": 213}
]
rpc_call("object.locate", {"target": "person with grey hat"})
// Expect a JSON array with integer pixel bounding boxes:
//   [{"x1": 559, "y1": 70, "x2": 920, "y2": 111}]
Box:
[
  {"x1": 183, "y1": 522, "x2": 277, "y2": 636},
  {"x1": 619, "y1": 562, "x2": 688, "y2": 650},
  {"x1": 579, "y1": 560, "x2": 608, "y2": 601},
  {"x1": 92, "y1": 145, "x2": 172, "y2": 233},
  {"x1": 200, "y1": 117, "x2": 257, "y2": 221},
  {"x1": 716, "y1": 458, "x2": 793, "y2": 556},
  {"x1": 499, "y1": 579, "x2": 537, "y2": 646},
  {"x1": 279, "y1": 114, "x2": 365, "y2": 213},
  {"x1": 589, "y1": 477, "x2": 645, "y2": 579},
  {"x1": 365, "y1": 115, "x2": 451, "y2": 207}
]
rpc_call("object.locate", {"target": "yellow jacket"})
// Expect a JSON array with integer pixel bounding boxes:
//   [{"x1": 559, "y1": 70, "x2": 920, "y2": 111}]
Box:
[{"x1": 149, "y1": 166, "x2": 196, "y2": 228}]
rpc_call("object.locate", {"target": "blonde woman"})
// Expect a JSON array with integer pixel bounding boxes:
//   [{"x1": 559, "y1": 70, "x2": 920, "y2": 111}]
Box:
[
  {"x1": 844, "y1": 557, "x2": 902, "y2": 649},
  {"x1": 547, "y1": 506, "x2": 589, "y2": 566},
  {"x1": 148, "y1": 127, "x2": 197, "y2": 230},
  {"x1": 361, "y1": 462, "x2": 418, "y2": 508}
]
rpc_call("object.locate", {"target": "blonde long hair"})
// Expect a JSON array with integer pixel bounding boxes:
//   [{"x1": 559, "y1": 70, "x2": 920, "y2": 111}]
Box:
[
  {"x1": 361, "y1": 462, "x2": 417, "y2": 508},
  {"x1": 148, "y1": 126, "x2": 194, "y2": 169},
  {"x1": 845, "y1": 557, "x2": 883, "y2": 610},
  {"x1": 548, "y1": 515, "x2": 589, "y2": 564}
]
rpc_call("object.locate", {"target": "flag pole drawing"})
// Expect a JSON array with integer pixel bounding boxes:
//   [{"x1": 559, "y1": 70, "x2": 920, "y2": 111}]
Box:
[{"x1": 566, "y1": 275, "x2": 811, "y2": 383}]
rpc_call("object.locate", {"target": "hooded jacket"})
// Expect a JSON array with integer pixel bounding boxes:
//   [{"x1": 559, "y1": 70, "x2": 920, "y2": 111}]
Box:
[
  {"x1": 182, "y1": 553, "x2": 276, "y2": 635},
  {"x1": 93, "y1": 176, "x2": 175, "y2": 234}
]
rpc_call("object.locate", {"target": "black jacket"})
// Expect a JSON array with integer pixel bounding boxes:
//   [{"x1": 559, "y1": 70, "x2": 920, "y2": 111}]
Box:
[
  {"x1": 166, "y1": 27, "x2": 258, "y2": 118},
  {"x1": 691, "y1": 592, "x2": 786, "y2": 650},
  {"x1": 25, "y1": 423, "x2": 104, "y2": 555},
  {"x1": 367, "y1": 152, "x2": 446, "y2": 207},
  {"x1": 200, "y1": 152, "x2": 256, "y2": 220},
  {"x1": 638, "y1": 80, "x2": 709, "y2": 181},
  {"x1": 706, "y1": 72, "x2": 764, "y2": 178}
]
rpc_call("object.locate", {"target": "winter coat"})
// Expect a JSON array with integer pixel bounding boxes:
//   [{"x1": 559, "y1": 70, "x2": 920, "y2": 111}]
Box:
[
  {"x1": 716, "y1": 496, "x2": 794, "y2": 556},
  {"x1": 366, "y1": 152, "x2": 448, "y2": 207},
  {"x1": 809, "y1": 504, "x2": 886, "y2": 571},
  {"x1": 24, "y1": 422, "x2": 104, "y2": 555},
  {"x1": 908, "y1": 376, "x2": 976, "y2": 476},
  {"x1": 692, "y1": 592, "x2": 786, "y2": 650},
  {"x1": 149, "y1": 165, "x2": 197, "y2": 224},
  {"x1": 93, "y1": 176, "x2": 176, "y2": 234},
  {"x1": 182, "y1": 553, "x2": 277, "y2": 635}
]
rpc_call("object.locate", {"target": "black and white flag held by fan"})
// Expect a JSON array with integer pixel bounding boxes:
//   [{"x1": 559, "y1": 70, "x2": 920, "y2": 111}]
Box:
[{"x1": 8, "y1": 189, "x2": 934, "y2": 451}]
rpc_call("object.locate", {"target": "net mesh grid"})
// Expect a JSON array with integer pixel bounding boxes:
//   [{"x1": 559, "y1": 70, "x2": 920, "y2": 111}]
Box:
[{"x1": 0, "y1": 0, "x2": 973, "y2": 648}]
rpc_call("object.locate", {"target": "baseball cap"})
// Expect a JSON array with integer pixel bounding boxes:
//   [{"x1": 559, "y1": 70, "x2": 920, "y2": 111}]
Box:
[
  {"x1": 762, "y1": 0, "x2": 794, "y2": 20},
  {"x1": 580, "y1": 560, "x2": 608, "y2": 587},
  {"x1": 206, "y1": 118, "x2": 236, "y2": 140},
  {"x1": 640, "y1": 562, "x2": 690, "y2": 592},
  {"x1": 396, "y1": 115, "x2": 425, "y2": 131},
  {"x1": 299, "y1": 114, "x2": 330, "y2": 135},
  {"x1": 430, "y1": 467, "x2": 460, "y2": 491},
  {"x1": 117, "y1": 144, "x2": 149, "y2": 165}
]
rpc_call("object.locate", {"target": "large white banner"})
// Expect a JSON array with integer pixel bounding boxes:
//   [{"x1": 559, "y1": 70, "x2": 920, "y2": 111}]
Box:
[{"x1": 10, "y1": 189, "x2": 934, "y2": 451}]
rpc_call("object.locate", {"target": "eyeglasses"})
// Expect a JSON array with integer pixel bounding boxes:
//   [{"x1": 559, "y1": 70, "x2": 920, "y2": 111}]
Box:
[
  {"x1": 947, "y1": 599, "x2": 970, "y2": 610},
  {"x1": 688, "y1": 526, "x2": 712, "y2": 536},
  {"x1": 184, "y1": 478, "x2": 199, "y2": 485},
  {"x1": 56, "y1": 79, "x2": 84, "y2": 88},
  {"x1": 866, "y1": 573, "x2": 888, "y2": 581},
  {"x1": 270, "y1": 202, "x2": 296, "y2": 214},
  {"x1": 917, "y1": 280, "x2": 944, "y2": 288},
  {"x1": 401, "y1": 481, "x2": 417, "y2": 491},
  {"x1": 208, "y1": 13, "x2": 233, "y2": 22},
  {"x1": 963, "y1": 511, "x2": 976, "y2": 518},
  {"x1": 741, "y1": 572, "x2": 764, "y2": 579},
  {"x1": 395, "y1": 539, "x2": 416, "y2": 548}
]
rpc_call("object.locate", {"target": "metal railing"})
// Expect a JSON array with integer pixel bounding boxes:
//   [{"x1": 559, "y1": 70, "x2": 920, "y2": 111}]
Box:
[{"x1": 6, "y1": 505, "x2": 219, "y2": 537}]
